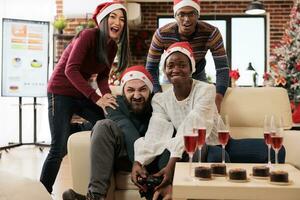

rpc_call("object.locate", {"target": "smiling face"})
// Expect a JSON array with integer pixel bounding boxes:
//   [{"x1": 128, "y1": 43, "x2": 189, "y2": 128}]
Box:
[
  {"x1": 107, "y1": 9, "x2": 125, "y2": 41},
  {"x1": 164, "y1": 51, "x2": 192, "y2": 84},
  {"x1": 124, "y1": 79, "x2": 151, "y2": 115},
  {"x1": 175, "y1": 6, "x2": 198, "y2": 37}
]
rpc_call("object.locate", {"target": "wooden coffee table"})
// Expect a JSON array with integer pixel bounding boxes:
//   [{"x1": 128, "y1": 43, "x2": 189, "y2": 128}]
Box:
[{"x1": 173, "y1": 163, "x2": 300, "y2": 200}]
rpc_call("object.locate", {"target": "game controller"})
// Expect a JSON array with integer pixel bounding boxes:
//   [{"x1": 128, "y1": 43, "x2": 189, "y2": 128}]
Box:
[{"x1": 137, "y1": 175, "x2": 163, "y2": 200}]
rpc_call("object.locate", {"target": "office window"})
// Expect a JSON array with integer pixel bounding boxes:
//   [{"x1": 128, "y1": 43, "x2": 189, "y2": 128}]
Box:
[
  {"x1": 231, "y1": 18, "x2": 265, "y2": 86},
  {"x1": 202, "y1": 20, "x2": 226, "y2": 83}
]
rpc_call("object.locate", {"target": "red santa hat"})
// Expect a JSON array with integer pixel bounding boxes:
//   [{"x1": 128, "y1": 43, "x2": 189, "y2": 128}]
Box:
[
  {"x1": 92, "y1": 0, "x2": 127, "y2": 27},
  {"x1": 120, "y1": 66, "x2": 154, "y2": 93},
  {"x1": 173, "y1": 0, "x2": 200, "y2": 16},
  {"x1": 161, "y1": 42, "x2": 196, "y2": 73}
]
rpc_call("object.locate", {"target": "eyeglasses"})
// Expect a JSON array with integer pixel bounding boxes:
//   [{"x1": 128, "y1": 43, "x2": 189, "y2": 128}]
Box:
[{"x1": 176, "y1": 11, "x2": 198, "y2": 20}]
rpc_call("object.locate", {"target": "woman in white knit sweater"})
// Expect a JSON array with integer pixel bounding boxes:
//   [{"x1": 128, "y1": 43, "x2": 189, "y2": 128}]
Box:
[{"x1": 131, "y1": 41, "x2": 220, "y2": 200}]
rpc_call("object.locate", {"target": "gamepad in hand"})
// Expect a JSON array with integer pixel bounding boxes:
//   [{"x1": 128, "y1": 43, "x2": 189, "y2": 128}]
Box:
[{"x1": 137, "y1": 175, "x2": 163, "y2": 200}]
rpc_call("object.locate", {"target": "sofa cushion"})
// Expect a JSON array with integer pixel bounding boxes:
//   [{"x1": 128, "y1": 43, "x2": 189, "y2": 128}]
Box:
[
  {"x1": 229, "y1": 127, "x2": 263, "y2": 139},
  {"x1": 115, "y1": 171, "x2": 138, "y2": 190},
  {"x1": 221, "y1": 87, "x2": 293, "y2": 138},
  {"x1": 284, "y1": 130, "x2": 300, "y2": 169},
  {"x1": 115, "y1": 189, "x2": 141, "y2": 200}
]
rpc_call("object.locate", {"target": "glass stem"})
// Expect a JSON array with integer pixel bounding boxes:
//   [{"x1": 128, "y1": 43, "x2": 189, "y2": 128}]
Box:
[
  {"x1": 222, "y1": 145, "x2": 225, "y2": 164},
  {"x1": 198, "y1": 147, "x2": 202, "y2": 163},
  {"x1": 189, "y1": 155, "x2": 193, "y2": 177},
  {"x1": 268, "y1": 145, "x2": 271, "y2": 164},
  {"x1": 275, "y1": 149, "x2": 278, "y2": 164}
]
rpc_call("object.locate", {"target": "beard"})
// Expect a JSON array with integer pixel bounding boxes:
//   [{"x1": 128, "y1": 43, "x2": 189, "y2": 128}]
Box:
[{"x1": 124, "y1": 95, "x2": 152, "y2": 115}]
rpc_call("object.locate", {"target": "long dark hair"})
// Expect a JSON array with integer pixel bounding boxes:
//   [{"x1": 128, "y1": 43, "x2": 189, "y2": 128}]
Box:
[{"x1": 97, "y1": 9, "x2": 129, "y2": 73}]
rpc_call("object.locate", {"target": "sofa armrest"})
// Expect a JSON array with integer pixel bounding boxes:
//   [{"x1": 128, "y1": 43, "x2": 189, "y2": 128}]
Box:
[
  {"x1": 283, "y1": 130, "x2": 300, "y2": 169},
  {"x1": 68, "y1": 131, "x2": 91, "y2": 195},
  {"x1": 67, "y1": 131, "x2": 116, "y2": 200}
]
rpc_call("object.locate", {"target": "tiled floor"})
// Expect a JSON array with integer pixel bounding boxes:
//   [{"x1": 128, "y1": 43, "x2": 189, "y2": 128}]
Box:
[{"x1": 0, "y1": 145, "x2": 71, "y2": 200}]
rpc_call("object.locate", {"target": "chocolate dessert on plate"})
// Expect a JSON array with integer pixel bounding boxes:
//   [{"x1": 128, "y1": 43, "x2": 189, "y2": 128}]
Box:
[
  {"x1": 195, "y1": 166, "x2": 212, "y2": 180},
  {"x1": 228, "y1": 168, "x2": 248, "y2": 182},
  {"x1": 211, "y1": 163, "x2": 226, "y2": 176},
  {"x1": 252, "y1": 166, "x2": 270, "y2": 178},
  {"x1": 270, "y1": 171, "x2": 289, "y2": 183}
]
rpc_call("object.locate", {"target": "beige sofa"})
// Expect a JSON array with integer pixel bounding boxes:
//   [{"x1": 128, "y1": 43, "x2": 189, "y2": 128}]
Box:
[{"x1": 67, "y1": 87, "x2": 300, "y2": 200}]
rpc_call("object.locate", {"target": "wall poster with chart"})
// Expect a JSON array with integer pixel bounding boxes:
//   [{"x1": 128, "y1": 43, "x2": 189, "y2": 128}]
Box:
[{"x1": 1, "y1": 18, "x2": 49, "y2": 97}]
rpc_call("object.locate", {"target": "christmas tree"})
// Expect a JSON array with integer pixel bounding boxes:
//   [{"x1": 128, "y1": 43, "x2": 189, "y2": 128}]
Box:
[{"x1": 268, "y1": 3, "x2": 300, "y2": 104}]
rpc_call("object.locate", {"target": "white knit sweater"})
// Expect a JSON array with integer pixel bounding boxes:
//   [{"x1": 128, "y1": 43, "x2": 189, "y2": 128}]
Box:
[{"x1": 134, "y1": 80, "x2": 219, "y2": 165}]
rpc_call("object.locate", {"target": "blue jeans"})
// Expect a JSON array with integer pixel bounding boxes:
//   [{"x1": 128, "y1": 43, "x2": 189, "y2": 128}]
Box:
[
  {"x1": 207, "y1": 138, "x2": 286, "y2": 163},
  {"x1": 40, "y1": 93, "x2": 105, "y2": 193}
]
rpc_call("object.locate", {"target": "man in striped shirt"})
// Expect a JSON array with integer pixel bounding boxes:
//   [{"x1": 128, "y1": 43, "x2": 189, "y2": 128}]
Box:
[{"x1": 146, "y1": 0, "x2": 229, "y2": 111}]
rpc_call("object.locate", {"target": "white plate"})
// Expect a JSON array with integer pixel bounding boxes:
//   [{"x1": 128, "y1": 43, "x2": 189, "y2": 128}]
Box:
[
  {"x1": 227, "y1": 177, "x2": 250, "y2": 183},
  {"x1": 212, "y1": 173, "x2": 227, "y2": 177},
  {"x1": 197, "y1": 176, "x2": 214, "y2": 181},
  {"x1": 269, "y1": 180, "x2": 293, "y2": 186},
  {"x1": 249, "y1": 173, "x2": 269, "y2": 180}
]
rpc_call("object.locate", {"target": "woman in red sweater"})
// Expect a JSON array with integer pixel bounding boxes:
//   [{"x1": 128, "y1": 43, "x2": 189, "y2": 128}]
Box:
[{"x1": 40, "y1": 1, "x2": 129, "y2": 194}]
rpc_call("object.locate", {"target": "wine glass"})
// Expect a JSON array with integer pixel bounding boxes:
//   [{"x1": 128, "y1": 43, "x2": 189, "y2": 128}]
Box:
[
  {"x1": 270, "y1": 115, "x2": 277, "y2": 135},
  {"x1": 184, "y1": 134, "x2": 198, "y2": 178},
  {"x1": 263, "y1": 115, "x2": 272, "y2": 166},
  {"x1": 271, "y1": 116, "x2": 284, "y2": 164},
  {"x1": 194, "y1": 127, "x2": 206, "y2": 164},
  {"x1": 217, "y1": 115, "x2": 230, "y2": 164}
]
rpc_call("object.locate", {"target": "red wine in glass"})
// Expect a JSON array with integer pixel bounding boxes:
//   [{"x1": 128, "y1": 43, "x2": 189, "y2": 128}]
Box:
[
  {"x1": 271, "y1": 136, "x2": 283, "y2": 150},
  {"x1": 264, "y1": 132, "x2": 271, "y2": 145},
  {"x1": 184, "y1": 135, "x2": 198, "y2": 154},
  {"x1": 218, "y1": 131, "x2": 230, "y2": 145},
  {"x1": 218, "y1": 130, "x2": 230, "y2": 164},
  {"x1": 271, "y1": 136, "x2": 283, "y2": 164},
  {"x1": 197, "y1": 128, "x2": 206, "y2": 147},
  {"x1": 184, "y1": 134, "x2": 198, "y2": 178},
  {"x1": 263, "y1": 115, "x2": 272, "y2": 165},
  {"x1": 264, "y1": 131, "x2": 272, "y2": 165},
  {"x1": 196, "y1": 128, "x2": 206, "y2": 163}
]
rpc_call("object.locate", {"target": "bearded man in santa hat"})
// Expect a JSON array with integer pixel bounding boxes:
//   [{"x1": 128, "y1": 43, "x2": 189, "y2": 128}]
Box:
[{"x1": 63, "y1": 66, "x2": 154, "y2": 200}]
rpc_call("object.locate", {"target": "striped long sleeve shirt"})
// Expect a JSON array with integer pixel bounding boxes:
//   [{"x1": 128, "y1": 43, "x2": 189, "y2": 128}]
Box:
[{"x1": 146, "y1": 21, "x2": 229, "y2": 95}]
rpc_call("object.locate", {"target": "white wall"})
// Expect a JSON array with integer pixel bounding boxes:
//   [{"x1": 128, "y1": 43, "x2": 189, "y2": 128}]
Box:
[{"x1": 0, "y1": 0, "x2": 55, "y2": 146}]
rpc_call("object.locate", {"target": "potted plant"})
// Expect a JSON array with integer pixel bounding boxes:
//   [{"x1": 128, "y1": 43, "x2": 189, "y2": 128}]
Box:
[
  {"x1": 87, "y1": 19, "x2": 96, "y2": 28},
  {"x1": 53, "y1": 16, "x2": 67, "y2": 34}
]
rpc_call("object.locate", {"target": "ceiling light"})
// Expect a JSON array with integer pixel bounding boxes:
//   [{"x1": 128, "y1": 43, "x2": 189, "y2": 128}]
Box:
[{"x1": 245, "y1": 0, "x2": 266, "y2": 15}]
